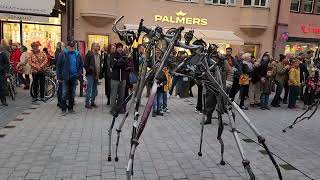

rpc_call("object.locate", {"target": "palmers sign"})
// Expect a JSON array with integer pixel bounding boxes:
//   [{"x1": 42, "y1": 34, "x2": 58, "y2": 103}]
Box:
[{"x1": 154, "y1": 11, "x2": 208, "y2": 26}]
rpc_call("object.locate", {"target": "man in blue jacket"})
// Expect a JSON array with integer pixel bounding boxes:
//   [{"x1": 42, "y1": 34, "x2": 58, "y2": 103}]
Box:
[{"x1": 56, "y1": 41, "x2": 83, "y2": 114}]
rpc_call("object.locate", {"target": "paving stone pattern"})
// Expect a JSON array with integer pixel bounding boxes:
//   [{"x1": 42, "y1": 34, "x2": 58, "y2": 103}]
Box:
[{"x1": 0, "y1": 85, "x2": 319, "y2": 180}]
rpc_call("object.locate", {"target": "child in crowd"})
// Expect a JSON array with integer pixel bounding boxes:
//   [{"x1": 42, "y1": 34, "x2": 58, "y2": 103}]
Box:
[
  {"x1": 288, "y1": 60, "x2": 300, "y2": 109},
  {"x1": 152, "y1": 68, "x2": 167, "y2": 117},
  {"x1": 303, "y1": 69, "x2": 319, "y2": 110},
  {"x1": 162, "y1": 66, "x2": 171, "y2": 113},
  {"x1": 260, "y1": 70, "x2": 273, "y2": 110},
  {"x1": 239, "y1": 64, "x2": 250, "y2": 110}
]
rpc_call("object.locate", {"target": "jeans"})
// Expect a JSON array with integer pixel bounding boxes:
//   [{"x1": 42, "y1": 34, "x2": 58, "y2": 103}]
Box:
[
  {"x1": 163, "y1": 92, "x2": 167, "y2": 109},
  {"x1": 288, "y1": 85, "x2": 299, "y2": 108},
  {"x1": 85, "y1": 75, "x2": 98, "y2": 106},
  {"x1": 32, "y1": 73, "x2": 45, "y2": 99},
  {"x1": 240, "y1": 85, "x2": 249, "y2": 107},
  {"x1": 260, "y1": 94, "x2": 269, "y2": 108},
  {"x1": 153, "y1": 90, "x2": 163, "y2": 112},
  {"x1": 61, "y1": 78, "x2": 77, "y2": 111},
  {"x1": 271, "y1": 81, "x2": 283, "y2": 106},
  {"x1": 169, "y1": 75, "x2": 183, "y2": 96},
  {"x1": 110, "y1": 80, "x2": 126, "y2": 112},
  {"x1": 57, "y1": 81, "x2": 62, "y2": 105}
]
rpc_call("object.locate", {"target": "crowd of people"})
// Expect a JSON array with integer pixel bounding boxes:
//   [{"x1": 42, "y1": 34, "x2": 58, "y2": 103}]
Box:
[{"x1": 1, "y1": 39, "x2": 320, "y2": 122}]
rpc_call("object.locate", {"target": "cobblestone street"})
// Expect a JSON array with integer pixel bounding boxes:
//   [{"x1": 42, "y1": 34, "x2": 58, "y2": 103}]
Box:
[{"x1": 0, "y1": 85, "x2": 319, "y2": 180}]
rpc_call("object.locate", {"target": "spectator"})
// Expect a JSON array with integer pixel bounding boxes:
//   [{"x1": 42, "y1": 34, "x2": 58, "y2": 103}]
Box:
[
  {"x1": 298, "y1": 53, "x2": 309, "y2": 99},
  {"x1": 303, "y1": 69, "x2": 318, "y2": 110},
  {"x1": 102, "y1": 44, "x2": 115, "y2": 105},
  {"x1": 10, "y1": 43, "x2": 22, "y2": 74},
  {"x1": 239, "y1": 64, "x2": 250, "y2": 110},
  {"x1": 168, "y1": 51, "x2": 186, "y2": 98},
  {"x1": 288, "y1": 60, "x2": 300, "y2": 109},
  {"x1": 84, "y1": 43, "x2": 103, "y2": 109},
  {"x1": 152, "y1": 60, "x2": 167, "y2": 117},
  {"x1": 260, "y1": 70, "x2": 273, "y2": 110},
  {"x1": 56, "y1": 41, "x2": 83, "y2": 114},
  {"x1": 55, "y1": 42, "x2": 65, "y2": 108},
  {"x1": 17, "y1": 46, "x2": 31, "y2": 90},
  {"x1": 271, "y1": 54, "x2": 287, "y2": 107},
  {"x1": 229, "y1": 51, "x2": 243, "y2": 100},
  {"x1": 0, "y1": 47, "x2": 10, "y2": 106},
  {"x1": 282, "y1": 57, "x2": 290, "y2": 104},
  {"x1": 163, "y1": 66, "x2": 171, "y2": 113},
  {"x1": 110, "y1": 43, "x2": 128, "y2": 115},
  {"x1": 28, "y1": 41, "x2": 48, "y2": 102}
]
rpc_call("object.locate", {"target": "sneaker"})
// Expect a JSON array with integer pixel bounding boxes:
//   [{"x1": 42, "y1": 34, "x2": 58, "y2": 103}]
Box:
[
  {"x1": 302, "y1": 105, "x2": 307, "y2": 110},
  {"x1": 177, "y1": 95, "x2": 180, "y2": 99},
  {"x1": 68, "y1": 109, "x2": 75, "y2": 113},
  {"x1": 91, "y1": 103, "x2": 98, "y2": 108},
  {"x1": 165, "y1": 109, "x2": 170, "y2": 113},
  {"x1": 265, "y1": 106, "x2": 270, "y2": 110},
  {"x1": 195, "y1": 109, "x2": 200, "y2": 113},
  {"x1": 157, "y1": 111, "x2": 164, "y2": 116},
  {"x1": 32, "y1": 98, "x2": 38, "y2": 102},
  {"x1": 249, "y1": 104, "x2": 255, "y2": 107},
  {"x1": 261, "y1": 107, "x2": 265, "y2": 110}
]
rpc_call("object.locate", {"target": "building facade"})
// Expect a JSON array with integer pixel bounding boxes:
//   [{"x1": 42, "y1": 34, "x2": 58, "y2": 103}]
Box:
[
  {"x1": 0, "y1": 0, "x2": 64, "y2": 55},
  {"x1": 74, "y1": 0, "x2": 279, "y2": 57},
  {"x1": 274, "y1": 0, "x2": 320, "y2": 58}
]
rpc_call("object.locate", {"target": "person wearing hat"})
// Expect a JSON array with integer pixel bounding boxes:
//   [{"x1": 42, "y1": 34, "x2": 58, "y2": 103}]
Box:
[
  {"x1": 17, "y1": 46, "x2": 31, "y2": 89},
  {"x1": 28, "y1": 41, "x2": 48, "y2": 102},
  {"x1": 56, "y1": 41, "x2": 83, "y2": 114},
  {"x1": 109, "y1": 42, "x2": 128, "y2": 114}
]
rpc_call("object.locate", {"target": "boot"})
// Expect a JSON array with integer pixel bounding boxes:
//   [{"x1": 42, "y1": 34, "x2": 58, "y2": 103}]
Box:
[{"x1": 1, "y1": 98, "x2": 8, "y2": 106}]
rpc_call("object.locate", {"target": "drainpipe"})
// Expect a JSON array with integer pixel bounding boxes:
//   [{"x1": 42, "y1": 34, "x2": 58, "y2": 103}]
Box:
[
  {"x1": 272, "y1": 0, "x2": 282, "y2": 57},
  {"x1": 67, "y1": 0, "x2": 74, "y2": 41}
]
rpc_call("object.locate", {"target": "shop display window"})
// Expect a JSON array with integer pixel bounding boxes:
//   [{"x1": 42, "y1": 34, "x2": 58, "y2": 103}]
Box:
[
  {"x1": 3, "y1": 23, "x2": 21, "y2": 44},
  {"x1": 242, "y1": 44, "x2": 259, "y2": 59},
  {"x1": 22, "y1": 24, "x2": 61, "y2": 55},
  {"x1": 284, "y1": 43, "x2": 319, "y2": 55},
  {"x1": 88, "y1": 35, "x2": 109, "y2": 50}
]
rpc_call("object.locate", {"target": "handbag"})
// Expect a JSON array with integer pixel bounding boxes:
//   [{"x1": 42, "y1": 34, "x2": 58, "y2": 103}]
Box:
[{"x1": 129, "y1": 72, "x2": 138, "y2": 84}]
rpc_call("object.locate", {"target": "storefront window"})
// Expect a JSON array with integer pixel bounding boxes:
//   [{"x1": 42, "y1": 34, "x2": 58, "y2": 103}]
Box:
[
  {"x1": 284, "y1": 42, "x2": 319, "y2": 55},
  {"x1": 22, "y1": 24, "x2": 61, "y2": 55},
  {"x1": 242, "y1": 44, "x2": 259, "y2": 59},
  {"x1": 88, "y1": 35, "x2": 109, "y2": 50},
  {"x1": 303, "y1": 0, "x2": 314, "y2": 13},
  {"x1": 290, "y1": 0, "x2": 301, "y2": 12},
  {"x1": 3, "y1": 23, "x2": 21, "y2": 43}
]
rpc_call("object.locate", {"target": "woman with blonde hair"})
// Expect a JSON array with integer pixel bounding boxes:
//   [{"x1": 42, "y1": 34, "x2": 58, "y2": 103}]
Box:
[{"x1": 17, "y1": 46, "x2": 31, "y2": 89}]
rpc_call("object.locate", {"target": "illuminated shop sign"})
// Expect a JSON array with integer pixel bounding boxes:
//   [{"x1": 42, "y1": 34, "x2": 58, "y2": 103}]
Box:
[
  {"x1": 154, "y1": 11, "x2": 208, "y2": 26},
  {"x1": 0, "y1": 0, "x2": 55, "y2": 15},
  {"x1": 301, "y1": 24, "x2": 320, "y2": 34}
]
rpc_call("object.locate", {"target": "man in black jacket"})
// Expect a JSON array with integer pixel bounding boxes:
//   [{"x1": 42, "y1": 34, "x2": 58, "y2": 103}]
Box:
[
  {"x1": 110, "y1": 43, "x2": 128, "y2": 114},
  {"x1": 0, "y1": 48, "x2": 9, "y2": 106}
]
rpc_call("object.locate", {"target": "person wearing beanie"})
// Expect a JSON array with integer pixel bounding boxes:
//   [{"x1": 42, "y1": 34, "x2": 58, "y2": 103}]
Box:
[{"x1": 109, "y1": 42, "x2": 128, "y2": 114}]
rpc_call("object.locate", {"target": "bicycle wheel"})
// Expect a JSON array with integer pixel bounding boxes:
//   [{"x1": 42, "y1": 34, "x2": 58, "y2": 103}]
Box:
[
  {"x1": 45, "y1": 79, "x2": 56, "y2": 99},
  {"x1": 30, "y1": 82, "x2": 35, "y2": 98},
  {"x1": 8, "y1": 81, "x2": 15, "y2": 100}
]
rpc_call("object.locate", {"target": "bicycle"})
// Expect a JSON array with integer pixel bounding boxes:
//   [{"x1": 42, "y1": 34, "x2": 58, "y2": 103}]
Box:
[
  {"x1": 5, "y1": 65, "x2": 17, "y2": 100},
  {"x1": 30, "y1": 66, "x2": 57, "y2": 100}
]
